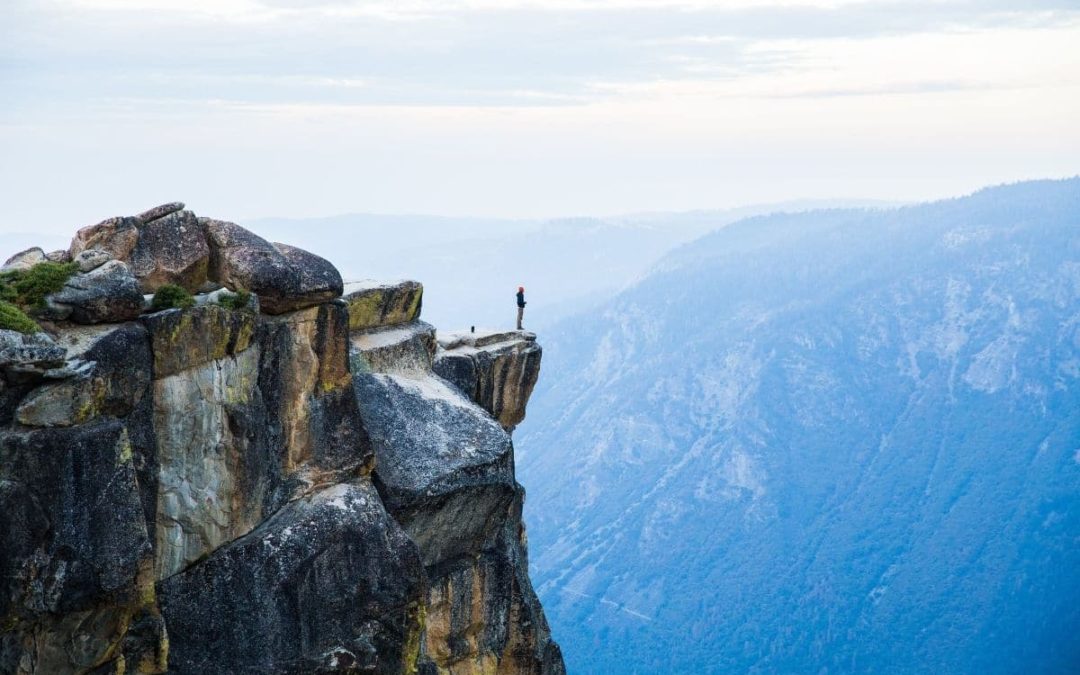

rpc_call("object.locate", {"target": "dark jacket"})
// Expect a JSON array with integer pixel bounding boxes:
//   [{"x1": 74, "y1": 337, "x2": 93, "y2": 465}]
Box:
[{"x1": 516, "y1": 291, "x2": 526, "y2": 308}]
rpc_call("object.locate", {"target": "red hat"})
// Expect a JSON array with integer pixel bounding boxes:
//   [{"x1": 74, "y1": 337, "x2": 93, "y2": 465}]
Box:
[{"x1": 518, "y1": 286, "x2": 524, "y2": 292}]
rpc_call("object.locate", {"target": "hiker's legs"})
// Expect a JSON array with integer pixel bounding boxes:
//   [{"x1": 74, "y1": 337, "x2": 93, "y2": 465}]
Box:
[{"x1": 516, "y1": 306, "x2": 523, "y2": 330}]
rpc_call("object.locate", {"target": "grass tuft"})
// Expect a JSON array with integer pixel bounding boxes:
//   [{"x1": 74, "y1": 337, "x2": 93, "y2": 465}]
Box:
[{"x1": 151, "y1": 284, "x2": 196, "y2": 311}]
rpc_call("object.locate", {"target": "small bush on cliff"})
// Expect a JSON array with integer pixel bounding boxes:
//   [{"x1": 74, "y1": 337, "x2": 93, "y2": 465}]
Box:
[
  {"x1": 0, "y1": 301, "x2": 40, "y2": 334},
  {"x1": 217, "y1": 289, "x2": 251, "y2": 311},
  {"x1": 0, "y1": 261, "x2": 78, "y2": 309},
  {"x1": 151, "y1": 284, "x2": 195, "y2": 311}
]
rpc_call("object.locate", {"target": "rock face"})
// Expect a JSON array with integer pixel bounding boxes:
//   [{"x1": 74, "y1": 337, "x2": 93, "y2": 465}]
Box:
[
  {"x1": 1, "y1": 205, "x2": 561, "y2": 675},
  {"x1": 434, "y1": 331, "x2": 543, "y2": 432},
  {"x1": 350, "y1": 290, "x2": 562, "y2": 675},
  {"x1": 343, "y1": 280, "x2": 423, "y2": 331}
]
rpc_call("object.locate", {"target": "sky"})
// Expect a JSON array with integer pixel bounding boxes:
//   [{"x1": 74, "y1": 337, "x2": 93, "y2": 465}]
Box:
[{"x1": 2, "y1": 0, "x2": 1079, "y2": 235}]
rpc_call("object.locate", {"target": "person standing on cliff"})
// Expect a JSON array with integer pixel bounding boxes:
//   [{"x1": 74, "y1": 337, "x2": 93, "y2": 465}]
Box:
[{"x1": 516, "y1": 286, "x2": 526, "y2": 330}]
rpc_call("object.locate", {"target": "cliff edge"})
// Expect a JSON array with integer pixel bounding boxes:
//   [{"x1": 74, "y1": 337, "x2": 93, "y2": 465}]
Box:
[{"x1": 0, "y1": 203, "x2": 563, "y2": 675}]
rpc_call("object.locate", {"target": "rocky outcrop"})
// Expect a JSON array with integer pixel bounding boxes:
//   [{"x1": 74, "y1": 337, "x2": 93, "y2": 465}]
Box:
[
  {"x1": 343, "y1": 280, "x2": 423, "y2": 331},
  {"x1": 1, "y1": 248, "x2": 46, "y2": 273},
  {"x1": 434, "y1": 331, "x2": 543, "y2": 432},
  {"x1": 43, "y1": 261, "x2": 145, "y2": 324},
  {"x1": 126, "y1": 210, "x2": 210, "y2": 293},
  {"x1": 203, "y1": 218, "x2": 343, "y2": 314},
  {"x1": 349, "y1": 284, "x2": 561, "y2": 675},
  {"x1": 1, "y1": 204, "x2": 561, "y2": 675}
]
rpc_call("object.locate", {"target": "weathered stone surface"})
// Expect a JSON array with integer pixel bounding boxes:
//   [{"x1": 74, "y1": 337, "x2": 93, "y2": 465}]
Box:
[
  {"x1": 350, "y1": 320, "x2": 436, "y2": 375},
  {"x1": 44, "y1": 260, "x2": 145, "y2": 325},
  {"x1": 0, "y1": 330, "x2": 66, "y2": 380},
  {"x1": 74, "y1": 249, "x2": 112, "y2": 273},
  {"x1": 203, "y1": 219, "x2": 343, "y2": 314},
  {"x1": 274, "y1": 242, "x2": 343, "y2": 306},
  {"x1": 15, "y1": 376, "x2": 101, "y2": 427},
  {"x1": 434, "y1": 331, "x2": 542, "y2": 432},
  {"x1": 147, "y1": 302, "x2": 372, "y2": 581},
  {"x1": 152, "y1": 345, "x2": 263, "y2": 579},
  {"x1": 1, "y1": 247, "x2": 45, "y2": 273},
  {"x1": 141, "y1": 304, "x2": 256, "y2": 378},
  {"x1": 0, "y1": 420, "x2": 159, "y2": 675},
  {"x1": 355, "y1": 372, "x2": 517, "y2": 566},
  {"x1": 353, "y1": 368, "x2": 563, "y2": 675},
  {"x1": 422, "y1": 499, "x2": 565, "y2": 675},
  {"x1": 128, "y1": 210, "x2": 209, "y2": 293},
  {"x1": 46, "y1": 249, "x2": 73, "y2": 263},
  {"x1": 69, "y1": 217, "x2": 140, "y2": 261},
  {"x1": 134, "y1": 202, "x2": 184, "y2": 224},
  {"x1": 259, "y1": 303, "x2": 369, "y2": 477},
  {"x1": 159, "y1": 481, "x2": 426, "y2": 675},
  {"x1": 343, "y1": 280, "x2": 423, "y2": 331}
]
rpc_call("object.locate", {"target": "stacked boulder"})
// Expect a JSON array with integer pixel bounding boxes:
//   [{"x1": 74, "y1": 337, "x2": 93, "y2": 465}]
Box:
[
  {"x1": 433, "y1": 330, "x2": 543, "y2": 433},
  {"x1": 0, "y1": 204, "x2": 562, "y2": 675},
  {"x1": 346, "y1": 280, "x2": 561, "y2": 675}
]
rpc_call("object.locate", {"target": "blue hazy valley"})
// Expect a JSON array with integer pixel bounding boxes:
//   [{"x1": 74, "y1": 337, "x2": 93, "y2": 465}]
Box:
[{"x1": 515, "y1": 179, "x2": 1080, "y2": 673}]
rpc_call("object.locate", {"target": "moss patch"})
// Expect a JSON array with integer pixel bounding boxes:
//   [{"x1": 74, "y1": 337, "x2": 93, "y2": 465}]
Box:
[
  {"x1": 0, "y1": 261, "x2": 79, "y2": 332},
  {"x1": 0, "y1": 261, "x2": 78, "y2": 309},
  {"x1": 0, "y1": 301, "x2": 40, "y2": 333},
  {"x1": 151, "y1": 284, "x2": 195, "y2": 311}
]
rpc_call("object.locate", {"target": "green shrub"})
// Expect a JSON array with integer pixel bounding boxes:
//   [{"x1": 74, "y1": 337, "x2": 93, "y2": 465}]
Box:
[
  {"x1": 151, "y1": 284, "x2": 195, "y2": 311},
  {"x1": 0, "y1": 301, "x2": 40, "y2": 334},
  {"x1": 1, "y1": 261, "x2": 78, "y2": 309},
  {"x1": 217, "y1": 289, "x2": 251, "y2": 311}
]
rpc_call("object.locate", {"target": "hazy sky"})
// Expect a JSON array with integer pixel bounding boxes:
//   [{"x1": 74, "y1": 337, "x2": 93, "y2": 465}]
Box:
[{"x1": 2, "y1": 0, "x2": 1079, "y2": 235}]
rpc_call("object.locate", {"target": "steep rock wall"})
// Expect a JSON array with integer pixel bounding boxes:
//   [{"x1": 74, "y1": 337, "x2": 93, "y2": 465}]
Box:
[
  {"x1": 349, "y1": 289, "x2": 562, "y2": 675},
  {"x1": 0, "y1": 205, "x2": 562, "y2": 675}
]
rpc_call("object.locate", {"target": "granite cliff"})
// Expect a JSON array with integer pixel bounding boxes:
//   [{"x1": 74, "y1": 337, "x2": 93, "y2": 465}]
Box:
[{"x1": 0, "y1": 203, "x2": 562, "y2": 675}]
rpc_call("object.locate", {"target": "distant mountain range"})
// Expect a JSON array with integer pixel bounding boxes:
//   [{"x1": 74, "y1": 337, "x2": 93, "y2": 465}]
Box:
[
  {"x1": 4, "y1": 199, "x2": 893, "y2": 335},
  {"x1": 247, "y1": 200, "x2": 896, "y2": 331},
  {"x1": 515, "y1": 179, "x2": 1080, "y2": 673}
]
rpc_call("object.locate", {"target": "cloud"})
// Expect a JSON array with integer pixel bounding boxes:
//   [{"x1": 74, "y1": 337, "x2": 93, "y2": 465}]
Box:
[
  {"x1": 6, "y1": 0, "x2": 1079, "y2": 115},
  {"x1": 1, "y1": 0, "x2": 1078, "y2": 230}
]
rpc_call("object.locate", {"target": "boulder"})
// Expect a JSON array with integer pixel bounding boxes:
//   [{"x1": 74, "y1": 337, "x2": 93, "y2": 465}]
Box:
[
  {"x1": 44, "y1": 260, "x2": 144, "y2": 324},
  {"x1": 16, "y1": 324, "x2": 152, "y2": 428},
  {"x1": 354, "y1": 372, "x2": 516, "y2": 568},
  {"x1": 274, "y1": 242, "x2": 344, "y2": 307},
  {"x1": 134, "y1": 201, "x2": 184, "y2": 224},
  {"x1": 352, "y1": 368, "x2": 563, "y2": 675},
  {"x1": 69, "y1": 216, "x2": 140, "y2": 260},
  {"x1": 203, "y1": 219, "x2": 343, "y2": 314},
  {"x1": 128, "y1": 209, "x2": 210, "y2": 293},
  {"x1": 141, "y1": 303, "x2": 256, "y2": 379},
  {"x1": 434, "y1": 330, "x2": 543, "y2": 432},
  {"x1": 0, "y1": 329, "x2": 67, "y2": 377},
  {"x1": 73, "y1": 248, "x2": 112, "y2": 272},
  {"x1": 1, "y1": 247, "x2": 45, "y2": 273},
  {"x1": 342, "y1": 280, "x2": 423, "y2": 331},
  {"x1": 45, "y1": 249, "x2": 72, "y2": 263},
  {"x1": 158, "y1": 481, "x2": 426, "y2": 675},
  {"x1": 350, "y1": 320, "x2": 437, "y2": 374}
]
